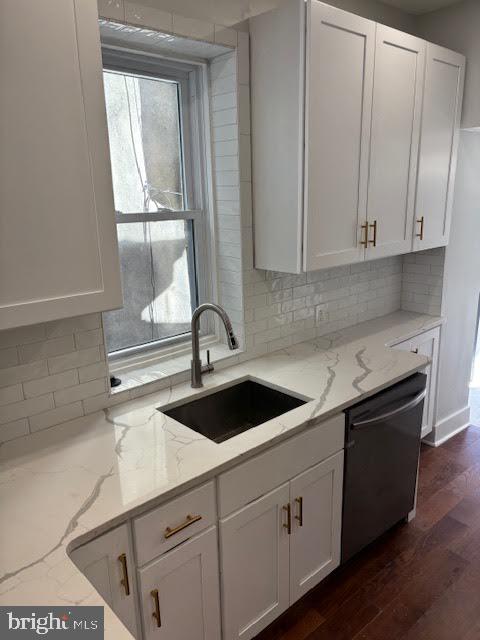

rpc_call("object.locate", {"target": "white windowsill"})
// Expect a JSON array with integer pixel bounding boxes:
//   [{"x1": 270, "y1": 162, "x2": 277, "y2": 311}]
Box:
[{"x1": 109, "y1": 336, "x2": 243, "y2": 396}]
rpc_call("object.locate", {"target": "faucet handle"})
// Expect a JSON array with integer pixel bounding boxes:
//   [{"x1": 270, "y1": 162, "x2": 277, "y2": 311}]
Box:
[{"x1": 201, "y1": 349, "x2": 214, "y2": 375}]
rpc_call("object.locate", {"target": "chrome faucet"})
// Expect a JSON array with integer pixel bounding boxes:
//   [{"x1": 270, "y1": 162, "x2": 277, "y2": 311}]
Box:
[{"x1": 191, "y1": 303, "x2": 239, "y2": 388}]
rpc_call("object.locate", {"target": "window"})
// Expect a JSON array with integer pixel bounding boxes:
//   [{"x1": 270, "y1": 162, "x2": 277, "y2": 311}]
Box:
[{"x1": 102, "y1": 51, "x2": 209, "y2": 358}]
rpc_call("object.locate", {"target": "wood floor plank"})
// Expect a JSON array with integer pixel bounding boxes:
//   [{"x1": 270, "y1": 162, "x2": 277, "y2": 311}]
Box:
[{"x1": 255, "y1": 426, "x2": 480, "y2": 640}]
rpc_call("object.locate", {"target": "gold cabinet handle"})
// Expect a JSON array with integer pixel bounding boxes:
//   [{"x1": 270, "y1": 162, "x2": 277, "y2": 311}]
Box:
[
  {"x1": 151, "y1": 589, "x2": 161, "y2": 628},
  {"x1": 164, "y1": 514, "x2": 202, "y2": 539},
  {"x1": 295, "y1": 497, "x2": 303, "y2": 527},
  {"x1": 283, "y1": 503, "x2": 292, "y2": 535},
  {"x1": 416, "y1": 216, "x2": 425, "y2": 240},
  {"x1": 360, "y1": 222, "x2": 368, "y2": 247},
  {"x1": 369, "y1": 220, "x2": 377, "y2": 247},
  {"x1": 118, "y1": 553, "x2": 130, "y2": 596}
]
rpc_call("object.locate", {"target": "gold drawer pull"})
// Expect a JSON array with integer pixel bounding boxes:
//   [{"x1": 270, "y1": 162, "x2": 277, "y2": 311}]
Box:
[
  {"x1": 295, "y1": 496, "x2": 303, "y2": 527},
  {"x1": 369, "y1": 220, "x2": 377, "y2": 247},
  {"x1": 118, "y1": 553, "x2": 130, "y2": 596},
  {"x1": 151, "y1": 589, "x2": 161, "y2": 628},
  {"x1": 283, "y1": 503, "x2": 292, "y2": 535},
  {"x1": 360, "y1": 222, "x2": 368, "y2": 247},
  {"x1": 416, "y1": 216, "x2": 425, "y2": 240},
  {"x1": 164, "y1": 514, "x2": 202, "y2": 539}
]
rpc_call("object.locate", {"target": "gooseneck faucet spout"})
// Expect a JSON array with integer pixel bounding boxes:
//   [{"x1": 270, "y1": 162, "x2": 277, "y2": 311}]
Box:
[{"x1": 191, "y1": 303, "x2": 239, "y2": 388}]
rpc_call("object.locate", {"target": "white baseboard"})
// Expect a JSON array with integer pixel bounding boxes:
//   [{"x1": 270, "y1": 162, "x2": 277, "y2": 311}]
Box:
[{"x1": 423, "y1": 405, "x2": 471, "y2": 447}]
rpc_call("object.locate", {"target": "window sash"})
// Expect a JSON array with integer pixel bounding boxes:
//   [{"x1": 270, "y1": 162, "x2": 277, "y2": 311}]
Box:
[{"x1": 115, "y1": 210, "x2": 203, "y2": 224}]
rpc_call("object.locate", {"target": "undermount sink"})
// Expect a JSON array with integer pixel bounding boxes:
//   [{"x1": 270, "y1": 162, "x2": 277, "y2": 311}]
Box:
[{"x1": 160, "y1": 379, "x2": 308, "y2": 443}]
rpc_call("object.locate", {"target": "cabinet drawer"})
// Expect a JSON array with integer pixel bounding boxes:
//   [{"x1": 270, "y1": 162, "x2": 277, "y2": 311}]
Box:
[
  {"x1": 134, "y1": 481, "x2": 216, "y2": 566},
  {"x1": 217, "y1": 413, "x2": 344, "y2": 517}
]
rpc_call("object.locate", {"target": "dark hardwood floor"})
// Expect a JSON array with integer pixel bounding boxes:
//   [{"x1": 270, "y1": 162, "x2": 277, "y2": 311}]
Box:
[{"x1": 256, "y1": 425, "x2": 480, "y2": 640}]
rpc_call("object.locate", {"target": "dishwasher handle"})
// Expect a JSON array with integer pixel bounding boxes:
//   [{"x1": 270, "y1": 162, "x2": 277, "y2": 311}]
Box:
[{"x1": 351, "y1": 389, "x2": 426, "y2": 429}]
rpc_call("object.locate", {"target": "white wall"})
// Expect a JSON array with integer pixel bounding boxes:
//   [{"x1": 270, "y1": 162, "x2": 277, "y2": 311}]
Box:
[
  {"x1": 120, "y1": 0, "x2": 416, "y2": 31},
  {"x1": 417, "y1": 0, "x2": 480, "y2": 129},
  {"x1": 416, "y1": 0, "x2": 480, "y2": 442}
]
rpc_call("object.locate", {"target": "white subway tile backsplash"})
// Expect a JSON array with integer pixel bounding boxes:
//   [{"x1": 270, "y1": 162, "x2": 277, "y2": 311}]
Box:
[
  {"x1": 0, "y1": 361, "x2": 49, "y2": 388},
  {"x1": 23, "y1": 370, "x2": 79, "y2": 399},
  {"x1": 213, "y1": 107, "x2": 237, "y2": 128},
  {"x1": 125, "y1": 2, "x2": 173, "y2": 31},
  {"x1": 75, "y1": 328, "x2": 104, "y2": 350},
  {"x1": 173, "y1": 14, "x2": 215, "y2": 41},
  {"x1": 19, "y1": 336, "x2": 75, "y2": 364},
  {"x1": 0, "y1": 324, "x2": 46, "y2": 348},
  {"x1": 0, "y1": 384, "x2": 23, "y2": 408},
  {"x1": 98, "y1": 0, "x2": 125, "y2": 21},
  {"x1": 213, "y1": 125, "x2": 238, "y2": 142},
  {"x1": 0, "y1": 418, "x2": 29, "y2": 443},
  {"x1": 54, "y1": 379, "x2": 107, "y2": 407},
  {"x1": 44, "y1": 314, "x2": 101, "y2": 339},
  {"x1": 78, "y1": 362, "x2": 108, "y2": 384},
  {"x1": 212, "y1": 92, "x2": 237, "y2": 112},
  {"x1": 214, "y1": 25, "x2": 237, "y2": 47},
  {"x1": 29, "y1": 402, "x2": 84, "y2": 433},
  {"x1": 48, "y1": 346, "x2": 102, "y2": 375},
  {"x1": 0, "y1": 395, "x2": 54, "y2": 426},
  {"x1": 0, "y1": 347, "x2": 18, "y2": 369}
]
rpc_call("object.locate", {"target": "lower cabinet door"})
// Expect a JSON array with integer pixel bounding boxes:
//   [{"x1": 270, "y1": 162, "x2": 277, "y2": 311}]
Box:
[
  {"x1": 70, "y1": 524, "x2": 138, "y2": 637},
  {"x1": 289, "y1": 452, "x2": 344, "y2": 603},
  {"x1": 138, "y1": 527, "x2": 221, "y2": 640},
  {"x1": 220, "y1": 482, "x2": 290, "y2": 640},
  {"x1": 392, "y1": 326, "x2": 440, "y2": 438},
  {"x1": 410, "y1": 328, "x2": 440, "y2": 438}
]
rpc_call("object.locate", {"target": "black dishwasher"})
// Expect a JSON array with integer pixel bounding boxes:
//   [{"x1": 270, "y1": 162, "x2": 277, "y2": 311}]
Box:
[{"x1": 341, "y1": 372, "x2": 427, "y2": 563}]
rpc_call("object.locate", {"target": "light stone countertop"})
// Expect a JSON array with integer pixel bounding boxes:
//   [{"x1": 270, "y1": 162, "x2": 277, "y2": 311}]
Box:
[{"x1": 0, "y1": 311, "x2": 443, "y2": 639}]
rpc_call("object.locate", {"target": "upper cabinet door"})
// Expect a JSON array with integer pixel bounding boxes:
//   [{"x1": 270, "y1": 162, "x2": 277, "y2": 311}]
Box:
[
  {"x1": 304, "y1": 2, "x2": 375, "y2": 271},
  {"x1": 0, "y1": 0, "x2": 122, "y2": 330},
  {"x1": 414, "y1": 44, "x2": 465, "y2": 251},
  {"x1": 366, "y1": 26, "x2": 425, "y2": 260}
]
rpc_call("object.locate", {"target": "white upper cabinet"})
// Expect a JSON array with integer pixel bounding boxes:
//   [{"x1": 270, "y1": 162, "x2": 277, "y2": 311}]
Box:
[
  {"x1": 414, "y1": 44, "x2": 465, "y2": 251},
  {"x1": 304, "y1": 3, "x2": 375, "y2": 270},
  {"x1": 0, "y1": 0, "x2": 122, "y2": 330},
  {"x1": 250, "y1": 0, "x2": 465, "y2": 274},
  {"x1": 366, "y1": 27, "x2": 425, "y2": 260}
]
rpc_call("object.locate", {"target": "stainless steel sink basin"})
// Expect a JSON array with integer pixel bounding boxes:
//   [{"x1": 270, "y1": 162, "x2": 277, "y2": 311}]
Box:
[{"x1": 159, "y1": 379, "x2": 308, "y2": 443}]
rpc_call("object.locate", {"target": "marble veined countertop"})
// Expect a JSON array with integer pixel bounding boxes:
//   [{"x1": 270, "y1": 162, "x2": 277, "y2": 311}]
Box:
[{"x1": 0, "y1": 311, "x2": 442, "y2": 638}]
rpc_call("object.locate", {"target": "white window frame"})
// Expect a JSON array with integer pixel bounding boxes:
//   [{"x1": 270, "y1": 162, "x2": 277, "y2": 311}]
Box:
[{"x1": 102, "y1": 46, "x2": 217, "y2": 365}]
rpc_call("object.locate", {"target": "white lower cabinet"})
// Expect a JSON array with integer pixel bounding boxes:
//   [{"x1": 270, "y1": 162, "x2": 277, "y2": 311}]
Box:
[
  {"x1": 137, "y1": 527, "x2": 221, "y2": 640},
  {"x1": 220, "y1": 483, "x2": 291, "y2": 639},
  {"x1": 220, "y1": 451, "x2": 344, "y2": 640},
  {"x1": 69, "y1": 524, "x2": 138, "y2": 637},
  {"x1": 391, "y1": 326, "x2": 440, "y2": 438},
  {"x1": 289, "y1": 454, "x2": 343, "y2": 603}
]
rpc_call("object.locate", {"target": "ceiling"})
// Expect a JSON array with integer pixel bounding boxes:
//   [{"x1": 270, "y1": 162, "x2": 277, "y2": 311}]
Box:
[{"x1": 379, "y1": 0, "x2": 464, "y2": 14}]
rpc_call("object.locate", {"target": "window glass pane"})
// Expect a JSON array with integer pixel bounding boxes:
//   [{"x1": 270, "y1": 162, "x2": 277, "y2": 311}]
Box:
[
  {"x1": 104, "y1": 70, "x2": 185, "y2": 213},
  {"x1": 104, "y1": 220, "x2": 195, "y2": 353}
]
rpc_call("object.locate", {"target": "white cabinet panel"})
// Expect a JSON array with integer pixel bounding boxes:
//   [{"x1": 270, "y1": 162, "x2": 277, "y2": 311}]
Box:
[
  {"x1": 70, "y1": 524, "x2": 138, "y2": 637},
  {"x1": 366, "y1": 26, "x2": 425, "y2": 260},
  {"x1": 304, "y1": 2, "x2": 375, "y2": 270},
  {"x1": 391, "y1": 326, "x2": 440, "y2": 438},
  {"x1": 138, "y1": 527, "x2": 221, "y2": 640},
  {"x1": 414, "y1": 44, "x2": 465, "y2": 251},
  {"x1": 289, "y1": 452, "x2": 343, "y2": 603},
  {"x1": 250, "y1": 0, "x2": 305, "y2": 273},
  {"x1": 0, "y1": 0, "x2": 122, "y2": 330},
  {"x1": 220, "y1": 483, "x2": 290, "y2": 640}
]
